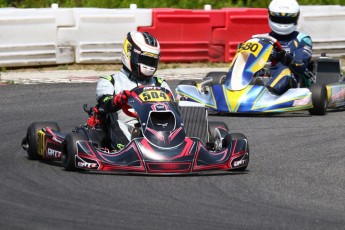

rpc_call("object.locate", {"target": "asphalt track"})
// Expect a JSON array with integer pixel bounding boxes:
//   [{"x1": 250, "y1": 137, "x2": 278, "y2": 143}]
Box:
[{"x1": 1, "y1": 81, "x2": 345, "y2": 230}]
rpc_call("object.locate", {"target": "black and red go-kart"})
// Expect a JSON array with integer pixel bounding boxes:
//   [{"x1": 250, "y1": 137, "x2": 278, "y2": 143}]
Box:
[{"x1": 22, "y1": 86, "x2": 249, "y2": 174}]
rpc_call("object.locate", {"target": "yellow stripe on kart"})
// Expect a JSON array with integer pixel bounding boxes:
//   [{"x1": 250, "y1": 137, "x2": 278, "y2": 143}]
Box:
[
  {"x1": 326, "y1": 85, "x2": 331, "y2": 102},
  {"x1": 37, "y1": 130, "x2": 46, "y2": 157},
  {"x1": 269, "y1": 68, "x2": 291, "y2": 88},
  {"x1": 223, "y1": 85, "x2": 253, "y2": 112}
]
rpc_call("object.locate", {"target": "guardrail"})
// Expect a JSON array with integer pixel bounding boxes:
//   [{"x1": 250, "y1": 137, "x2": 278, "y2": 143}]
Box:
[{"x1": 0, "y1": 5, "x2": 344, "y2": 67}]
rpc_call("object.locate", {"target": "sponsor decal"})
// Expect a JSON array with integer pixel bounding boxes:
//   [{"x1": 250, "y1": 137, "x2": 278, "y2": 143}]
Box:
[
  {"x1": 47, "y1": 148, "x2": 62, "y2": 158},
  {"x1": 77, "y1": 162, "x2": 98, "y2": 169},
  {"x1": 153, "y1": 103, "x2": 168, "y2": 111},
  {"x1": 76, "y1": 156, "x2": 99, "y2": 169},
  {"x1": 234, "y1": 159, "x2": 247, "y2": 167},
  {"x1": 141, "y1": 51, "x2": 158, "y2": 59},
  {"x1": 293, "y1": 97, "x2": 312, "y2": 106},
  {"x1": 52, "y1": 136, "x2": 62, "y2": 144},
  {"x1": 331, "y1": 89, "x2": 345, "y2": 102}
]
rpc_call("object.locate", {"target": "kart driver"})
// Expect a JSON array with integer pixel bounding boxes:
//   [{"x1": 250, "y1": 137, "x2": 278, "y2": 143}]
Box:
[
  {"x1": 265, "y1": 0, "x2": 313, "y2": 95},
  {"x1": 96, "y1": 31, "x2": 172, "y2": 151}
]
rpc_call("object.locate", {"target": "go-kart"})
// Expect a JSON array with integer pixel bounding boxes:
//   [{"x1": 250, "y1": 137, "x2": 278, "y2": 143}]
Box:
[
  {"x1": 176, "y1": 34, "x2": 345, "y2": 115},
  {"x1": 21, "y1": 86, "x2": 249, "y2": 174}
]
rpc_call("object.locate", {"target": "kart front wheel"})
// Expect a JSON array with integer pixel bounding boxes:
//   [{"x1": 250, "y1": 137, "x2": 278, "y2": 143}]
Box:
[
  {"x1": 308, "y1": 84, "x2": 328, "y2": 115},
  {"x1": 62, "y1": 132, "x2": 87, "y2": 171},
  {"x1": 23, "y1": 122, "x2": 60, "y2": 160},
  {"x1": 208, "y1": 121, "x2": 229, "y2": 151}
]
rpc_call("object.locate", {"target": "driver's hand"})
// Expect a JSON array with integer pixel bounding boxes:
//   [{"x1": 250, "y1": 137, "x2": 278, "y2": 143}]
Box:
[
  {"x1": 113, "y1": 90, "x2": 131, "y2": 108},
  {"x1": 271, "y1": 49, "x2": 293, "y2": 66}
]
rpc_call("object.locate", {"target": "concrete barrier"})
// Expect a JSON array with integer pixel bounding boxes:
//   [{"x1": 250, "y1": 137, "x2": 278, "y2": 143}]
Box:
[
  {"x1": 0, "y1": 8, "x2": 74, "y2": 67},
  {"x1": 0, "y1": 5, "x2": 344, "y2": 67},
  {"x1": 70, "y1": 8, "x2": 152, "y2": 64},
  {"x1": 299, "y1": 5, "x2": 345, "y2": 57}
]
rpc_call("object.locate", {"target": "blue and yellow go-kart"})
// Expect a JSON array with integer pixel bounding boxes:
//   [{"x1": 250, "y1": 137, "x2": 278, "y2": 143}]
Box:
[{"x1": 176, "y1": 35, "x2": 345, "y2": 115}]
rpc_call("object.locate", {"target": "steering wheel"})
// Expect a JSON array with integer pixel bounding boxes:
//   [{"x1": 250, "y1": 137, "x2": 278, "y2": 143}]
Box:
[
  {"x1": 121, "y1": 90, "x2": 138, "y2": 118},
  {"x1": 252, "y1": 34, "x2": 283, "y2": 65},
  {"x1": 122, "y1": 103, "x2": 138, "y2": 118},
  {"x1": 252, "y1": 34, "x2": 282, "y2": 51}
]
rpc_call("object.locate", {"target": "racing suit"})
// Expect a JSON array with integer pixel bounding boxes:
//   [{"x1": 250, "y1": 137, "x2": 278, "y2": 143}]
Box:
[
  {"x1": 96, "y1": 67, "x2": 172, "y2": 150},
  {"x1": 267, "y1": 31, "x2": 313, "y2": 95}
]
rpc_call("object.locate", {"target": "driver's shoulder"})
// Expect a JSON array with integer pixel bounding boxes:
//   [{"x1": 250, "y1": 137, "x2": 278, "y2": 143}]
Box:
[
  {"x1": 296, "y1": 32, "x2": 312, "y2": 46},
  {"x1": 152, "y1": 76, "x2": 168, "y2": 87}
]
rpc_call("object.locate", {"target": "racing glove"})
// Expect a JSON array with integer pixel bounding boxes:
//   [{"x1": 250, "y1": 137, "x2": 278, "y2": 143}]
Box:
[
  {"x1": 273, "y1": 49, "x2": 294, "y2": 66},
  {"x1": 113, "y1": 90, "x2": 131, "y2": 108}
]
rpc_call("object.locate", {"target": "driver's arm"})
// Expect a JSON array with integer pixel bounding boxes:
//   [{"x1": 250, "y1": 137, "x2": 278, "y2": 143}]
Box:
[
  {"x1": 96, "y1": 75, "x2": 118, "y2": 113},
  {"x1": 289, "y1": 35, "x2": 313, "y2": 78}
]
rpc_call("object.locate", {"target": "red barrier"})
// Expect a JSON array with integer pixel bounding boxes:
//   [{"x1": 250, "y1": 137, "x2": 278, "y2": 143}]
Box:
[
  {"x1": 213, "y1": 8, "x2": 270, "y2": 62},
  {"x1": 139, "y1": 8, "x2": 270, "y2": 63},
  {"x1": 138, "y1": 9, "x2": 226, "y2": 62}
]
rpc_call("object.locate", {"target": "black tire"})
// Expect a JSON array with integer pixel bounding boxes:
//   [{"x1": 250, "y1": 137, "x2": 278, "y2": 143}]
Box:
[
  {"x1": 225, "y1": 133, "x2": 249, "y2": 171},
  {"x1": 221, "y1": 133, "x2": 233, "y2": 149},
  {"x1": 208, "y1": 121, "x2": 229, "y2": 142},
  {"x1": 178, "y1": 80, "x2": 197, "y2": 86},
  {"x1": 204, "y1": 71, "x2": 227, "y2": 85},
  {"x1": 308, "y1": 84, "x2": 328, "y2": 115},
  {"x1": 25, "y1": 122, "x2": 60, "y2": 160},
  {"x1": 208, "y1": 121, "x2": 229, "y2": 150},
  {"x1": 62, "y1": 132, "x2": 87, "y2": 171}
]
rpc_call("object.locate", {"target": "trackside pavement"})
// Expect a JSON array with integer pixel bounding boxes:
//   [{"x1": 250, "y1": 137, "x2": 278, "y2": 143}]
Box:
[{"x1": 0, "y1": 68, "x2": 228, "y2": 84}]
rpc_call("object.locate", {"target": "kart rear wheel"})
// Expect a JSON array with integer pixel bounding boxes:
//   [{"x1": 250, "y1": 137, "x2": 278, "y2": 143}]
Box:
[
  {"x1": 24, "y1": 122, "x2": 60, "y2": 160},
  {"x1": 224, "y1": 133, "x2": 249, "y2": 171},
  {"x1": 308, "y1": 84, "x2": 328, "y2": 115},
  {"x1": 178, "y1": 80, "x2": 197, "y2": 86},
  {"x1": 204, "y1": 71, "x2": 227, "y2": 85},
  {"x1": 62, "y1": 132, "x2": 87, "y2": 171}
]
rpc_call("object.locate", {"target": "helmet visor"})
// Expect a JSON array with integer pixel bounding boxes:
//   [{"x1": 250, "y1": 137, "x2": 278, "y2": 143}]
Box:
[
  {"x1": 269, "y1": 12, "x2": 299, "y2": 24},
  {"x1": 138, "y1": 52, "x2": 159, "y2": 68}
]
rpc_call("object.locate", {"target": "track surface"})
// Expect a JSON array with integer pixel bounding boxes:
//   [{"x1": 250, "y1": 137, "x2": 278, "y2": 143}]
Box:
[{"x1": 1, "y1": 82, "x2": 345, "y2": 230}]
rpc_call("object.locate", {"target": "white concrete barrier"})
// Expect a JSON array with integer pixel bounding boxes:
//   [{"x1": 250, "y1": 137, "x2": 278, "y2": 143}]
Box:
[
  {"x1": 0, "y1": 7, "x2": 152, "y2": 67},
  {"x1": 299, "y1": 5, "x2": 345, "y2": 56},
  {"x1": 69, "y1": 8, "x2": 152, "y2": 64},
  {"x1": 0, "y1": 8, "x2": 74, "y2": 67}
]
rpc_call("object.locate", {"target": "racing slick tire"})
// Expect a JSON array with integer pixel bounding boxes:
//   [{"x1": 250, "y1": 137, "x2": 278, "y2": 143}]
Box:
[
  {"x1": 204, "y1": 71, "x2": 227, "y2": 85},
  {"x1": 23, "y1": 122, "x2": 60, "y2": 160},
  {"x1": 223, "y1": 133, "x2": 249, "y2": 171},
  {"x1": 208, "y1": 121, "x2": 229, "y2": 150},
  {"x1": 308, "y1": 84, "x2": 328, "y2": 116},
  {"x1": 62, "y1": 132, "x2": 87, "y2": 171},
  {"x1": 178, "y1": 80, "x2": 197, "y2": 86}
]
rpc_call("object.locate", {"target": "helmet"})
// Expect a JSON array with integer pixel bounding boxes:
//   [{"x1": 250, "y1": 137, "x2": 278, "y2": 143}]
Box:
[
  {"x1": 121, "y1": 31, "x2": 160, "y2": 81},
  {"x1": 268, "y1": 0, "x2": 300, "y2": 35}
]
